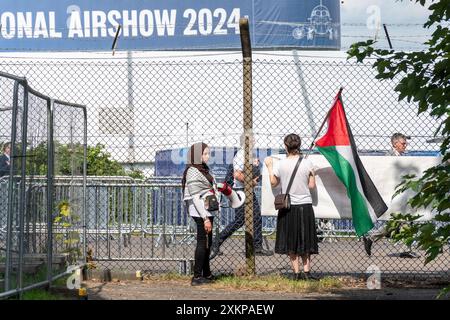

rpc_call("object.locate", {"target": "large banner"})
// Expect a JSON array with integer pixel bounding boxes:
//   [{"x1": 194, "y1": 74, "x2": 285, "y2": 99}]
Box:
[
  {"x1": 261, "y1": 155, "x2": 441, "y2": 221},
  {"x1": 0, "y1": 0, "x2": 340, "y2": 51}
]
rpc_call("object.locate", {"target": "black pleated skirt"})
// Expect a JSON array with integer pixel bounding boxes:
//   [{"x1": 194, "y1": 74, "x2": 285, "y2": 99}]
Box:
[{"x1": 275, "y1": 204, "x2": 319, "y2": 255}]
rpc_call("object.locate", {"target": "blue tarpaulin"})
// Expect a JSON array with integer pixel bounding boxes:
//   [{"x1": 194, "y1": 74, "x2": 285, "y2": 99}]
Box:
[
  {"x1": 0, "y1": 0, "x2": 340, "y2": 51},
  {"x1": 154, "y1": 146, "x2": 281, "y2": 177}
]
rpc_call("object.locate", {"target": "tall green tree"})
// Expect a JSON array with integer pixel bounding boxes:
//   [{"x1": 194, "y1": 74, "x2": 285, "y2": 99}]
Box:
[
  {"x1": 28, "y1": 141, "x2": 144, "y2": 178},
  {"x1": 86, "y1": 144, "x2": 144, "y2": 178},
  {"x1": 347, "y1": 0, "x2": 449, "y2": 298},
  {"x1": 85, "y1": 143, "x2": 125, "y2": 176}
]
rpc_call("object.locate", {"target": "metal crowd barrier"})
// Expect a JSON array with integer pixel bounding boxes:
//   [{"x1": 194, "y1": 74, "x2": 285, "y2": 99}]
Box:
[
  {"x1": 48, "y1": 177, "x2": 353, "y2": 263},
  {"x1": 3, "y1": 176, "x2": 447, "y2": 281}
]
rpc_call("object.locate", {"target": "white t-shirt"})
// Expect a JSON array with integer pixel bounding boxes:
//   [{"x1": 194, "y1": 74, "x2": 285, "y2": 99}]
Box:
[
  {"x1": 272, "y1": 156, "x2": 314, "y2": 205},
  {"x1": 233, "y1": 148, "x2": 257, "y2": 189}
]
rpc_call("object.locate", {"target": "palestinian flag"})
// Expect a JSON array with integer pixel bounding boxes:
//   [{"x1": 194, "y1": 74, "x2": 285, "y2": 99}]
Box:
[{"x1": 315, "y1": 90, "x2": 388, "y2": 236}]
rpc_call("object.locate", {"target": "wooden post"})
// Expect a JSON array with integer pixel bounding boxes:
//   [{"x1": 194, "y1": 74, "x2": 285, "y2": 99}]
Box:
[{"x1": 239, "y1": 18, "x2": 255, "y2": 275}]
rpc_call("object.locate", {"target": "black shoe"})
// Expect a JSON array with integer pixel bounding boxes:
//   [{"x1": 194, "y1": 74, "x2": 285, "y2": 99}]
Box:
[
  {"x1": 255, "y1": 248, "x2": 274, "y2": 256},
  {"x1": 303, "y1": 271, "x2": 318, "y2": 281},
  {"x1": 363, "y1": 236, "x2": 373, "y2": 256},
  {"x1": 204, "y1": 274, "x2": 216, "y2": 281},
  {"x1": 191, "y1": 277, "x2": 212, "y2": 286},
  {"x1": 399, "y1": 251, "x2": 420, "y2": 258},
  {"x1": 294, "y1": 272, "x2": 304, "y2": 281}
]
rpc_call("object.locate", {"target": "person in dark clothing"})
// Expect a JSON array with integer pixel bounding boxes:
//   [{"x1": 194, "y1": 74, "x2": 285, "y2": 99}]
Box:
[
  {"x1": 210, "y1": 133, "x2": 273, "y2": 259},
  {"x1": 0, "y1": 142, "x2": 11, "y2": 177},
  {"x1": 182, "y1": 142, "x2": 217, "y2": 286},
  {"x1": 362, "y1": 133, "x2": 419, "y2": 258}
]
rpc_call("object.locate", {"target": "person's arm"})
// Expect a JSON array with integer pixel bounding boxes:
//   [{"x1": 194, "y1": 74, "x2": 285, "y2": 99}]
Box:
[
  {"x1": 234, "y1": 170, "x2": 244, "y2": 183},
  {"x1": 307, "y1": 159, "x2": 316, "y2": 189},
  {"x1": 203, "y1": 216, "x2": 212, "y2": 233},
  {"x1": 234, "y1": 169, "x2": 260, "y2": 186},
  {"x1": 308, "y1": 170, "x2": 316, "y2": 189},
  {"x1": 191, "y1": 194, "x2": 212, "y2": 233},
  {"x1": 264, "y1": 157, "x2": 280, "y2": 187},
  {"x1": 233, "y1": 152, "x2": 259, "y2": 186},
  {"x1": 186, "y1": 168, "x2": 213, "y2": 233}
]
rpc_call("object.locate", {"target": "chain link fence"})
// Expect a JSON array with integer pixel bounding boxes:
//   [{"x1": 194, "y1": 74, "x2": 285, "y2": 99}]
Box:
[
  {"x1": 0, "y1": 57, "x2": 440, "y2": 167},
  {"x1": 0, "y1": 56, "x2": 447, "y2": 284},
  {"x1": 0, "y1": 71, "x2": 87, "y2": 298}
]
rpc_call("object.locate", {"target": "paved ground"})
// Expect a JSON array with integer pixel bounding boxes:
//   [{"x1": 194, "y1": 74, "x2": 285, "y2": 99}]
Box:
[
  {"x1": 87, "y1": 236, "x2": 450, "y2": 277},
  {"x1": 83, "y1": 279, "x2": 448, "y2": 300}
]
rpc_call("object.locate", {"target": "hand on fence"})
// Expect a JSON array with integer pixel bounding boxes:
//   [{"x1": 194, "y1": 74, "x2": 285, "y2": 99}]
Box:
[{"x1": 264, "y1": 157, "x2": 273, "y2": 169}]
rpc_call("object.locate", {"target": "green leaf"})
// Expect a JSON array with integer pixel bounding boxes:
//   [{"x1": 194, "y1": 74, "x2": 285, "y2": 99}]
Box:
[
  {"x1": 437, "y1": 286, "x2": 450, "y2": 299},
  {"x1": 435, "y1": 213, "x2": 450, "y2": 222}
]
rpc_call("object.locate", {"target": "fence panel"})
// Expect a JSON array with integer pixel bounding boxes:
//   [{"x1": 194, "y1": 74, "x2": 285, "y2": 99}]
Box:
[
  {"x1": 0, "y1": 58, "x2": 447, "y2": 283},
  {"x1": 52, "y1": 101, "x2": 88, "y2": 278},
  {"x1": 0, "y1": 71, "x2": 87, "y2": 299}
]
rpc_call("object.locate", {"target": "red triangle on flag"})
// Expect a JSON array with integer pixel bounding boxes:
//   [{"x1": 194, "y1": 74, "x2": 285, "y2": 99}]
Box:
[{"x1": 316, "y1": 93, "x2": 351, "y2": 147}]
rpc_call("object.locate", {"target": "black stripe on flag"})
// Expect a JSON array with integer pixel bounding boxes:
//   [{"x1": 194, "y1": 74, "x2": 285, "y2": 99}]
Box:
[{"x1": 338, "y1": 96, "x2": 388, "y2": 217}]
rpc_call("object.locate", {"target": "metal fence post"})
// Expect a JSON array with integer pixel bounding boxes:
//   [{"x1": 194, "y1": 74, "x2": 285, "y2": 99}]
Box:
[
  {"x1": 240, "y1": 18, "x2": 255, "y2": 275},
  {"x1": 46, "y1": 98, "x2": 55, "y2": 286},
  {"x1": 17, "y1": 81, "x2": 30, "y2": 299},
  {"x1": 82, "y1": 106, "x2": 88, "y2": 266},
  {"x1": 4, "y1": 80, "x2": 21, "y2": 293}
]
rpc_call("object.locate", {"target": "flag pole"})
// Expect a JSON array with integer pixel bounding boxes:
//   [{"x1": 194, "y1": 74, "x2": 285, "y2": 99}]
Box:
[{"x1": 305, "y1": 87, "x2": 343, "y2": 159}]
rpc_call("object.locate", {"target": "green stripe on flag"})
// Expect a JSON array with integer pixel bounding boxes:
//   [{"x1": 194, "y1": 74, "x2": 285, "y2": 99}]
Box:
[{"x1": 317, "y1": 146, "x2": 374, "y2": 236}]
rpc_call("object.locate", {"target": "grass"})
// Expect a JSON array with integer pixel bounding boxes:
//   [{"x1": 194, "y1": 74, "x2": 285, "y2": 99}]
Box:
[
  {"x1": 2, "y1": 264, "x2": 77, "y2": 300},
  {"x1": 21, "y1": 289, "x2": 65, "y2": 300},
  {"x1": 211, "y1": 274, "x2": 344, "y2": 293},
  {"x1": 2, "y1": 265, "x2": 48, "y2": 290},
  {"x1": 142, "y1": 273, "x2": 344, "y2": 293},
  {"x1": 52, "y1": 274, "x2": 71, "y2": 287},
  {"x1": 4, "y1": 275, "x2": 73, "y2": 300}
]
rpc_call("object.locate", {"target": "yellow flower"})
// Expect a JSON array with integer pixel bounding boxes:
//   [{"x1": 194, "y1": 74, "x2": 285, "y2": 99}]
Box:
[{"x1": 60, "y1": 204, "x2": 70, "y2": 217}]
